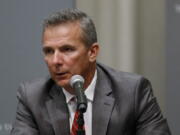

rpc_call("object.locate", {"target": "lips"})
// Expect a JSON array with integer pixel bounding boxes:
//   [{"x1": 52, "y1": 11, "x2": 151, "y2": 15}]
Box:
[
  {"x1": 54, "y1": 72, "x2": 68, "y2": 78},
  {"x1": 56, "y1": 72, "x2": 66, "y2": 75}
]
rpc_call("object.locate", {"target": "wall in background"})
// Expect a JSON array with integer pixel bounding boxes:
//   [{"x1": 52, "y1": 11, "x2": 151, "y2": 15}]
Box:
[
  {"x1": 0, "y1": 1, "x2": 74, "y2": 134},
  {"x1": 76, "y1": 0, "x2": 179, "y2": 134},
  {"x1": 166, "y1": 0, "x2": 180, "y2": 134},
  {"x1": 76, "y1": 0, "x2": 166, "y2": 114}
]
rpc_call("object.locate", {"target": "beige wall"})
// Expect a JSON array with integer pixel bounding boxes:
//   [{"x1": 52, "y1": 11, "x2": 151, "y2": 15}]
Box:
[
  {"x1": 76, "y1": 0, "x2": 166, "y2": 112},
  {"x1": 138, "y1": 0, "x2": 166, "y2": 112}
]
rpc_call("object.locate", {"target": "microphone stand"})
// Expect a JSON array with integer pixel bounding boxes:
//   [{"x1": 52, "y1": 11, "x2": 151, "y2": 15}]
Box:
[
  {"x1": 76, "y1": 95, "x2": 87, "y2": 135},
  {"x1": 70, "y1": 75, "x2": 87, "y2": 135},
  {"x1": 77, "y1": 111, "x2": 85, "y2": 135}
]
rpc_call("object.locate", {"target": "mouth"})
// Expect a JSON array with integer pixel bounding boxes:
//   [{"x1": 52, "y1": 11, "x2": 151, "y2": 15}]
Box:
[{"x1": 54, "y1": 72, "x2": 68, "y2": 78}]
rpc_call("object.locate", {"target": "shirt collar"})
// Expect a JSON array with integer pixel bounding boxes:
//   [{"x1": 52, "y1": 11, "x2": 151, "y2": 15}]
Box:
[
  {"x1": 62, "y1": 70, "x2": 97, "y2": 104},
  {"x1": 84, "y1": 70, "x2": 97, "y2": 102},
  {"x1": 62, "y1": 88, "x2": 74, "y2": 104}
]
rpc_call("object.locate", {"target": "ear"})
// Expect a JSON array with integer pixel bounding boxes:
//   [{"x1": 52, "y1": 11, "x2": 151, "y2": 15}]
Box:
[{"x1": 88, "y1": 43, "x2": 99, "y2": 62}]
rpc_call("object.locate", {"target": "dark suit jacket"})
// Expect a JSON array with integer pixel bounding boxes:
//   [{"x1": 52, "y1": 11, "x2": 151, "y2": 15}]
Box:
[{"x1": 11, "y1": 63, "x2": 171, "y2": 135}]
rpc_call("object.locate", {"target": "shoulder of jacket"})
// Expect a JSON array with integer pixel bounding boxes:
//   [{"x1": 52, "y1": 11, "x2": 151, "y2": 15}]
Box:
[
  {"x1": 97, "y1": 62, "x2": 144, "y2": 83},
  {"x1": 17, "y1": 76, "x2": 54, "y2": 100}
]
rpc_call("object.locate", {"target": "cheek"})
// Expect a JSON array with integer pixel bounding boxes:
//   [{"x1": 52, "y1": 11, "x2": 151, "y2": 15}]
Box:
[
  {"x1": 64, "y1": 57, "x2": 79, "y2": 68},
  {"x1": 44, "y1": 56, "x2": 49, "y2": 63},
  {"x1": 44, "y1": 58, "x2": 53, "y2": 69},
  {"x1": 64, "y1": 54, "x2": 87, "y2": 70}
]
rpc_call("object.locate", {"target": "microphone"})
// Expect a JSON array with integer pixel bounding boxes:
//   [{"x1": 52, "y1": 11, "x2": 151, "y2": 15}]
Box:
[{"x1": 70, "y1": 75, "x2": 87, "y2": 113}]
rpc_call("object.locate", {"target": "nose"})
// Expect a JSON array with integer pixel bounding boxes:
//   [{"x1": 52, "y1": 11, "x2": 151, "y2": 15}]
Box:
[{"x1": 52, "y1": 50, "x2": 63, "y2": 65}]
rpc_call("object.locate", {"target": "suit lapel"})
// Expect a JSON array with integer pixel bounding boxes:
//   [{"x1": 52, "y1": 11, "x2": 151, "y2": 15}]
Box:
[
  {"x1": 46, "y1": 84, "x2": 70, "y2": 135},
  {"x1": 92, "y1": 67, "x2": 115, "y2": 135}
]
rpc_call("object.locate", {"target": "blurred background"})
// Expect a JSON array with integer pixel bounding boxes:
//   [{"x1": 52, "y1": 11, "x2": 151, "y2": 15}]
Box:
[{"x1": 0, "y1": 0, "x2": 179, "y2": 134}]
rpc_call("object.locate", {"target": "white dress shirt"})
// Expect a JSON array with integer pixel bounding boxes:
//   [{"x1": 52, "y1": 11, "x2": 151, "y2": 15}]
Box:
[{"x1": 62, "y1": 71, "x2": 97, "y2": 135}]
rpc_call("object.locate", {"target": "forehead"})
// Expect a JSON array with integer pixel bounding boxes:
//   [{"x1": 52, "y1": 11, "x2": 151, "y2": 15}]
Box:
[{"x1": 43, "y1": 22, "x2": 82, "y2": 40}]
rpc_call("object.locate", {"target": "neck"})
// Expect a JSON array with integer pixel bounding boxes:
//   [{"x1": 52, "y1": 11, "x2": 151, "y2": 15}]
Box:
[{"x1": 83, "y1": 65, "x2": 96, "y2": 90}]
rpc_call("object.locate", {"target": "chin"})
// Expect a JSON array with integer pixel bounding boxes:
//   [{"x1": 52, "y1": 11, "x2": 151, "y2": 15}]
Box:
[{"x1": 56, "y1": 80, "x2": 70, "y2": 88}]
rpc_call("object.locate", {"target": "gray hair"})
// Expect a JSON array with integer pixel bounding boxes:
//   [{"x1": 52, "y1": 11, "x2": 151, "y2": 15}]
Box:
[{"x1": 43, "y1": 8, "x2": 97, "y2": 47}]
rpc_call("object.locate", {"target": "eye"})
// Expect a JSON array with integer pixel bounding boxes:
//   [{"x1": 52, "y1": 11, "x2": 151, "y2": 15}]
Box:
[
  {"x1": 43, "y1": 47, "x2": 54, "y2": 55},
  {"x1": 61, "y1": 46, "x2": 76, "y2": 52}
]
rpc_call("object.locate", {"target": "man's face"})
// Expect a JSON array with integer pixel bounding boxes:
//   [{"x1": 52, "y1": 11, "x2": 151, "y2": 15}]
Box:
[{"x1": 42, "y1": 22, "x2": 98, "y2": 91}]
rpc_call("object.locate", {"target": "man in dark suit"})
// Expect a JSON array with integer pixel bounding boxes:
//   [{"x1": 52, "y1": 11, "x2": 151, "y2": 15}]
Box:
[{"x1": 11, "y1": 9, "x2": 171, "y2": 135}]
